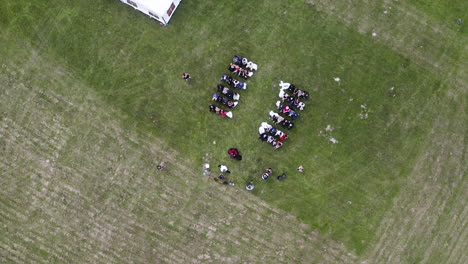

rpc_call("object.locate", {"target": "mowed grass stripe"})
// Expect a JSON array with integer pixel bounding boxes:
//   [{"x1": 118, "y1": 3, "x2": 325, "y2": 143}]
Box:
[
  {"x1": 446, "y1": 206, "x2": 468, "y2": 263},
  {"x1": 432, "y1": 197, "x2": 467, "y2": 263},
  {"x1": 0, "y1": 63, "x2": 208, "y2": 262},
  {"x1": 0, "y1": 78, "x2": 300, "y2": 262},
  {"x1": 313, "y1": 0, "x2": 467, "y2": 86},
  {"x1": 0, "y1": 128, "x2": 330, "y2": 262},
  {"x1": 309, "y1": 1, "x2": 467, "y2": 261},
  {"x1": 361, "y1": 86, "x2": 466, "y2": 263}
]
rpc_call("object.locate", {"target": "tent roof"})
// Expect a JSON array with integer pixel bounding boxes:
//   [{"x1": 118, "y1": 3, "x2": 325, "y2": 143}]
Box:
[{"x1": 138, "y1": 0, "x2": 173, "y2": 13}]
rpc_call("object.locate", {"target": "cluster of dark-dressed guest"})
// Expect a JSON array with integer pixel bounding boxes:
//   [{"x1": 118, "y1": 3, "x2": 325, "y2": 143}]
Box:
[
  {"x1": 258, "y1": 81, "x2": 310, "y2": 149},
  {"x1": 209, "y1": 55, "x2": 257, "y2": 118}
]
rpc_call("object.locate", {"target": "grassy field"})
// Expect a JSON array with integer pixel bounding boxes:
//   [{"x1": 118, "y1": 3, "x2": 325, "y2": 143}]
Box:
[{"x1": 0, "y1": 0, "x2": 466, "y2": 263}]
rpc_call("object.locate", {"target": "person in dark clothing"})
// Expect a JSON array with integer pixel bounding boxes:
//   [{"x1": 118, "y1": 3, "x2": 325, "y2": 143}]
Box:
[
  {"x1": 228, "y1": 148, "x2": 242, "y2": 160},
  {"x1": 277, "y1": 173, "x2": 287, "y2": 180}
]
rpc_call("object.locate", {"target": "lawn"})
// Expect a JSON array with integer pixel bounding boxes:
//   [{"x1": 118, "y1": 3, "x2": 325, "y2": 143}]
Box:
[{"x1": 1, "y1": 0, "x2": 466, "y2": 262}]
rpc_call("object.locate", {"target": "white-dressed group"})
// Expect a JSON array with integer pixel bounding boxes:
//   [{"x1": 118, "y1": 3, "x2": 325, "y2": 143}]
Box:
[{"x1": 258, "y1": 81, "x2": 310, "y2": 149}]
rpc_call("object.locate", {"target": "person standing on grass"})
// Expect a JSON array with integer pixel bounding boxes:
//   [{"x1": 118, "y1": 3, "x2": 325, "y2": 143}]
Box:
[
  {"x1": 218, "y1": 164, "x2": 230, "y2": 173},
  {"x1": 182, "y1": 72, "x2": 191, "y2": 80},
  {"x1": 157, "y1": 161, "x2": 167, "y2": 170}
]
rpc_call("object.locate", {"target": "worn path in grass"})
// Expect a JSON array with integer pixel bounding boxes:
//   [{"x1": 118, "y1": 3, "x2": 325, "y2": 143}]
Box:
[
  {"x1": 0, "y1": 33, "x2": 357, "y2": 263},
  {"x1": 362, "y1": 86, "x2": 467, "y2": 263},
  {"x1": 311, "y1": 0, "x2": 468, "y2": 262}
]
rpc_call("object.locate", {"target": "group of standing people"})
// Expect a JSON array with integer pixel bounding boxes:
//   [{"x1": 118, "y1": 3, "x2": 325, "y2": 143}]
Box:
[
  {"x1": 208, "y1": 148, "x2": 305, "y2": 191},
  {"x1": 212, "y1": 148, "x2": 242, "y2": 186},
  {"x1": 246, "y1": 167, "x2": 295, "y2": 191},
  {"x1": 248, "y1": 164, "x2": 305, "y2": 190}
]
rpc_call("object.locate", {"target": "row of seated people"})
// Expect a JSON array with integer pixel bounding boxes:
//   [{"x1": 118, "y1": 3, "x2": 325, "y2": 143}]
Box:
[
  {"x1": 258, "y1": 81, "x2": 309, "y2": 149},
  {"x1": 216, "y1": 84, "x2": 240, "y2": 100},
  {"x1": 258, "y1": 122, "x2": 289, "y2": 149},
  {"x1": 276, "y1": 80, "x2": 309, "y2": 126},
  {"x1": 274, "y1": 80, "x2": 310, "y2": 127},
  {"x1": 228, "y1": 54, "x2": 258, "y2": 79},
  {"x1": 269, "y1": 111, "x2": 295, "y2": 130},
  {"x1": 209, "y1": 55, "x2": 256, "y2": 118},
  {"x1": 221, "y1": 74, "x2": 247, "y2": 89},
  {"x1": 212, "y1": 93, "x2": 238, "y2": 108},
  {"x1": 279, "y1": 80, "x2": 310, "y2": 100},
  {"x1": 209, "y1": 104, "x2": 233, "y2": 118},
  {"x1": 278, "y1": 90, "x2": 306, "y2": 111},
  {"x1": 258, "y1": 122, "x2": 288, "y2": 140},
  {"x1": 209, "y1": 79, "x2": 242, "y2": 118},
  {"x1": 275, "y1": 101, "x2": 299, "y2": 120},
  {"x1": 232, "y1": 55, "x2": 258, "y2": 71},
  {"x1": 228, "y1": 63, "x2": 253, "y2": 79}
]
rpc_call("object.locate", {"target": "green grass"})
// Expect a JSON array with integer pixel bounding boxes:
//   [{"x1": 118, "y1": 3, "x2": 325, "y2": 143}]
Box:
[
  {"x1": 0, "y1": 0, "x2": 465, "y2": 257},
  {"x1": 409, "y1": 0, "x2": 468, "y2": 31}
]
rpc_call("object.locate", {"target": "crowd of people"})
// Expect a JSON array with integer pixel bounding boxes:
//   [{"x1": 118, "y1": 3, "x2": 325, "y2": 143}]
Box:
[
  {"x1": 205, "y1": 148, "x2": 292, "y2": 191},
  {"x1": 208, "y1": 148, "x2": 243, "y2": 186},
  {"x1": 204, "y1": 58, "x2": 311, "y2": 190},
  {"x1": 258, "y1": 81, "x2": 309, "y2": 149},
  {"x1": 209, "y1": 55, "x2": 258, "y2": 118},
  {"x1": 246, "y1": 168, "x2": 289, "y2": 191}
]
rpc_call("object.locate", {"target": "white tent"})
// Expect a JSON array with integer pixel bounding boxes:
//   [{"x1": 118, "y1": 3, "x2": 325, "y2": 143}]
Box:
[{"x1": 119, "y1": 0, "x2": 182, "y2": 25}]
